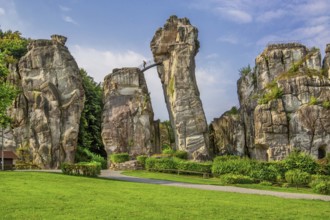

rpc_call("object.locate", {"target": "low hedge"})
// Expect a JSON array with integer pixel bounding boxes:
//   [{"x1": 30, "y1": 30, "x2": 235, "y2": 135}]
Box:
[
  {"x1": 219, "y1": 174, "x2": 255, "y2": 184},
  {"x1": 145, "y1": 157, "x2": 178, "y2": 172},
  {"x1": 145, "y1": 157, "x2": 211, "y2": 174},
  {"x1": 212, "y1": 157, "x2": 256, "y2": 176},
  {"x1": 61, "y1": 162, "x2": 101, "y2": 177},
  {"x1": 110, "y1": 153, "x2": 129, "y2": 163},
  {"x1": 177, "y1": 161, "x2": 212, "y2": 173},
  {"x1": 14, "y1": 162, "x2": 40, "y2": 170}
]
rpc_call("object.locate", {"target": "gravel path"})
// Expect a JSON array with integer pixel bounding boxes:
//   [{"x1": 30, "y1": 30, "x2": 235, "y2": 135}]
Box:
[{"x1": 100, "y1": 170, "x2": 330, "y2": 202}]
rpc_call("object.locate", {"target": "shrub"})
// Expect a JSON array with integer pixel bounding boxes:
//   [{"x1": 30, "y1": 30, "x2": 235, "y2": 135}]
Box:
[
  {"x1": 75, "y1": 147, "x2": 107, "y2": 169},
  {"x1": 309, "y1": 96, "x2": 318, "y2": 105},
  {"x1": 174, "y1": 150, "x2": 188, "y2": 160},
  {"x1": 162, "y1": 148, "x2": 176, "y2": 155},
  {"x1": 219, "y1": 174, "x2": 255, "y2": 184},
  {"x1": 312, "y1": 181, "x2": 330, "y2": 195},
  {"x1": 250, "y1": 162, "x2": 280, "y2": 182},
  {"x1": 145, "y1": 157, "x2": 178, "y2": 172},
  {"x1": 212, "y1": 157, "x2": 255, "y2": 176},
  {"x1": 61, "y1": 162, "x2": 101, "y2": 177},
  {"x1": 177, "y1": 161, "x2": 212, "y2": 174},
  {"x1": 14, "y1": 162, "x2": 40, "y2": 170},
  {"x1": 110, "y1": 153, "x2": 129, "y2": 163},
  {"x1": 322, "y1": 100, "x2": 330, "y2": 109},
  {"x1": 258, "y1": 84, "x2": 283, "y2": 105},
  {"x1": 283, "y1": 151, "x2": 319, "y2": 174},
  {"x1": 239, "y1": 64, "x2": 252, "y2": 77},
  {"x1": 137, "y1": 155, "x2": 148, "y2": 168},
  {"x1": 285, "y1": 169, "x2": 311, "y2": 187}
]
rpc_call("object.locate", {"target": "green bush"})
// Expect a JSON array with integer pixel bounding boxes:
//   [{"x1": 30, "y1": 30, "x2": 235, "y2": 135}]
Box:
[
  {"x1": 145, "y1": 157, "x2": 178, "y2": 172},
  {"x1": 212, "y1": 157, "x2": 255, "y2": 176},
  {"x1": 14, "y1": 162, "x2": 40, "y2": 170},
  {"x1": 137, "y1": 155, "x2": 148, "y2": 168},
  {"x1": 177, "y1": 161, "x2": 212, "y2": 174},
  {"x1": 285, "y1": 169, "x2": 311, "y2": 187},
  {"x1": 219, "y1": 174, "x2": 255, "y2": 184},
  {"x1": 309, "y1": 96, "x2": 318, "y2": 105},
  {"x1": 75, "y1": 147, "x2": 107, "y2": 169},
  {"x1": 61, "y1": 162, "x2": 101, "y2": 177},
  {"x1": 283, "y1": 151, "x2": 319, "y2": 174},
  {"x1": 259, "y1": 181, "x2": 273, "y2": 186},
  {"x1": 250, "y1": 162, "x2": 280, "y2": 182},
  {"x1": 162, "y1": 148, "x2": 175, "y2": 155},
  {"x1": 322, "y1": 100, "x2": 330, "y2": 109},
  {"x1": 174, "y1": 151, "x2": 188, "y2": 160},
  {"x1": 110, "y1": 153, "x2": 129, "y2": 163},
  {"x1": 213, "y1": 155, "x2": 241, "y2": 163},
  {"x1": 312, "y1": 181, "x2": 330, "y2": 195}
]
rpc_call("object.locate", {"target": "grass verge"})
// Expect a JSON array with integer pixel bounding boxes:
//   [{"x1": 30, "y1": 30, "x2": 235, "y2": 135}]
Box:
[{"x1": 0, "y1": 172, "x2": 329, "y2": 219}]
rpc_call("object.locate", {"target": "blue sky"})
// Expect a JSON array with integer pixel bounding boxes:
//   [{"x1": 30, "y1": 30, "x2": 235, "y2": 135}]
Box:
[{"x1": 1, "y1": 0, "x2": 329, "y2": 122}]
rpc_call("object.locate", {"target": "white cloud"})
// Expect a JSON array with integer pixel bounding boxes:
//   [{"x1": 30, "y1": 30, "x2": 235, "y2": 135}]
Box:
[
  {"x1": 216, "y1": 7, "x2": 252, "y2": 23},
  {"x1": 62, "y1": 15, "x2": 78, "y2": 25},
  {"x1": 256, "y1": 9, "x2": 286, "y2": 23},
  {"x1": 0, "y1": 7, "x2": 5, "y2": 16},
  {"x1": 59, "y1": 5, "x2": 71, "y2": 12}
]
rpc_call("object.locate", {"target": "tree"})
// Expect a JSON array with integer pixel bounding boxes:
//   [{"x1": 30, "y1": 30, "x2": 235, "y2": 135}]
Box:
[
  {"x1": 0, "y1": 29, "x2": 28, "y2": 170},
  {"x1": 77, "y1": 69, "x2": 106, "y2": 159}
]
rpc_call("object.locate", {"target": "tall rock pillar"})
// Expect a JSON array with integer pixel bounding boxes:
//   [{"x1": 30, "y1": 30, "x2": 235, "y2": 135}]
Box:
[
  {"x1": 6, "y1": 35, "x2": 85, "y2": 168},
  {"x1": 150, "y1": 16, "x2": 209, "y2": 160},
  {"x1": 102, "y1": 68, "x2": 156, "y2": 157}
]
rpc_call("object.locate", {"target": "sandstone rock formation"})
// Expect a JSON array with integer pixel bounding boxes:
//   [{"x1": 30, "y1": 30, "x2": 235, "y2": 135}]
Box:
[
  {"x1": 4, "y1": 35, "x2": 85, "y2": 168},
  {"x1": 151, "y1": 15, "x2": 209, "y2": 160},
  {"x1": 212, "y1": 43, "x2": 330, "y2": 160},
  {"x1": 209, "y1": 109, "x2": 245, "y2": 156},
  {"x1": 102, "y1": 68, "x2": 156, "y2": 157}
]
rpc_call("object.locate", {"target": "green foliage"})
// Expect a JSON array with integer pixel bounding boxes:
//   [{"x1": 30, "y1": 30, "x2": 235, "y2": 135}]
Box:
[
  {"x1": 162, "y1": 148, "x2": 176, "y2": 155},
  {"x1": 0, "y1": 30, "x2": 28, "y2": 127},
  {"x1": 283, "y1": 151, "x2": 319, "y2": 174},
  {"x1": 78, "y1": 69, "x2": 106, "y2": 159},
  {"x1": 322, "y1": 100, "x2": 330, "y2": 109},
  {"x1": 75, "y1": 147, "x2": 107, "y2": 169},
  {"x1": 14, "y1": 162, "x2": 40, "y2": 170},
  {"x1": 177, "y1": 161, "x2": 212, "y2": 173},
  {"x1": 212, "y1": 156, "x2": 255, "y2": 176},
  {"x1": 137, "y1": 155, "x2": 148, "y2": 167},
  {"x1": 239, "y1": 64, "x2": 252, "y2": 77},
  {"x1": 145, "y1": 157, "x2": 178, "y2": 171},
  {"x1": 173, "y1": 150, "x2": 188, "y2": 160},
  {"x1": 213, "y1": 155, "x2": 240, "y2": 163},
  {"x1": 219, "y1": 174, "x2": 255, "y2": 184},
  {"x1": 259, "y1": 181, "x2": 273, "y2": 186},
  {"x1": 110, "y1": 153, "x2": 129, "y2": 163},
  {"x1": 285, "y1": 169, "x2": 311, "y2": 187},
  {"x1": 309, "y1": 96, "x2": 318, "y2": 105},
  {"x1": 250, "y1": 162, "x2": 280, "y2": 182},
  {"x1": 258, "y1": 82, "x2": 283, "y2": 105},
  {"x1": 227, "y1": 106, "x2": 239, "y2": 115},
  {"x1": 61, "y1": 162, "x2": 101, "y2": 177},
  {"x1": 168, "y1": 77, "x2": 175, "y2": 97},
  {"x1": 310, "y1": 175, "x2": 330, "y2": 195}
]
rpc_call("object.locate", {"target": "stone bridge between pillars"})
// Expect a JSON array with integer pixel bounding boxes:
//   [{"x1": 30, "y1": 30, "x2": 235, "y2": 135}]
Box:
[
  {"x1": 138, "y1": 60, "x2": 162, "y2": 72},
  {"x1": 101, "y1": 16, "x2": 210, "y2": 161}
]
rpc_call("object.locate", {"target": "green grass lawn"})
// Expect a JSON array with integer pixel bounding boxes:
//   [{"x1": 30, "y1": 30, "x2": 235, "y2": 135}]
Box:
[
  {"x1": 122, "y1": 170, "x2": 315, "y2": 194},
  {"x1": 1, "y1": 172, "x2": 329, "y2": 220}
]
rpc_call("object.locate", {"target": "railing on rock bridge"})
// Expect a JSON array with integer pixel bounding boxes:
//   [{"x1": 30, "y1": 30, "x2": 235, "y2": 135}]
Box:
[{"x1": 138, "y1": 60, "x2": 162, "y2": 72}]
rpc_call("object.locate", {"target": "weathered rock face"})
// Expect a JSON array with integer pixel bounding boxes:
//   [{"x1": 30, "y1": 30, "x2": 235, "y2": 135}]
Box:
[
  {"x1": 323, "y1": 44, "x2": 330, "y2": 78},
  {"x1": 151, "y1": 15, "x2": 209, "y2": 160},
  {"x1": 102, "y1": 68, "x2": 156, "y2": 157},
  {"x1": 209, "y1": 111, "x2": 245, "y2": 156},
  {"x1": 214, "y1": 43, "x2": 330, "y2": 160},
  {"x1": 5, "y1": 35, "x2": 85, "y2": 168}
]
